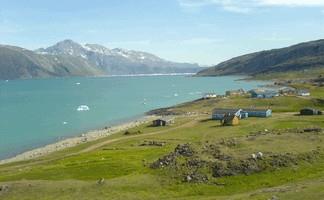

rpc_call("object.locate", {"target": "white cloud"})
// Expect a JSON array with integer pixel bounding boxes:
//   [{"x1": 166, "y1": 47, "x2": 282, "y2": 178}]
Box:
[
  {"x1": 260, "y1": 0, "x2": 324, "y2": 6},
  {"x1": 178, "y1": 0, "x2": 324, "y2": 13}
]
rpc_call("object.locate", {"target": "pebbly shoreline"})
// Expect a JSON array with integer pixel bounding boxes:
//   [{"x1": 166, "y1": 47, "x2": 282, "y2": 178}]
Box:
[{"x1": 0, "y1": 115, "x2": 158, "y2": 165}]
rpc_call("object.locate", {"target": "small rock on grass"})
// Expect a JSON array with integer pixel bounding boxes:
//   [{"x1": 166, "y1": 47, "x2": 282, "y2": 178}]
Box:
[{"x1": 0, "y1": 185, "x2": 9, "y2": 192}]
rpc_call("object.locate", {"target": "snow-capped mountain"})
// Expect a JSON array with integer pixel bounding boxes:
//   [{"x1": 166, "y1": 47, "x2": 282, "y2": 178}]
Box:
[{"x1": 35, "y1": 39, "x2": 201, "y2": 75}]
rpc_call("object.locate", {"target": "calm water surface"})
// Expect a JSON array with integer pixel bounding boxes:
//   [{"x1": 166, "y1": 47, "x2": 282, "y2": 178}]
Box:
[{"x1": 0, "y1": 75, "x2": 268, "y2": 159}]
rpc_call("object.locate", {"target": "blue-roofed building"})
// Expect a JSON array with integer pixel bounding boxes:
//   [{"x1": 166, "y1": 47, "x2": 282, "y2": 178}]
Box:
[
  {"x1": 212, "y1": 108, "x2": 242, "y2": 120},
  {"x1": 242, "y1": 109, "x2": 272, "y2": 118}
]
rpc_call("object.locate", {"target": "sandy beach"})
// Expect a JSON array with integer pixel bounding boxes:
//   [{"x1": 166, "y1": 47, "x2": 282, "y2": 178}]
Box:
[{"x1": 0, "y1": 115, "x2": 157, "y2": 165}]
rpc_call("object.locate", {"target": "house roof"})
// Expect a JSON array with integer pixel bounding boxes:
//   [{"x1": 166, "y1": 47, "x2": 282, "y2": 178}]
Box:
[
  {"x1": 242, "y1": 108, "x2": 272, "y2": 112},
  {"x1": 249, "y1": 89, "x2": 278, "y2": 95},
  {"x1": 279, "y1": 87, "x2": 296, "y2": 92},
  {"x1": 300, "y1": 107, "x2": 319, "y2": 112},
  {"x1": 212, "y1": 108, "x2": 241, "y2": 114},
  {"x1": 298, "y1": 89, "x2": 310, "y2": 93},
  {"x1": 155, "y1": 117, "x2": 174, "y2": 122}
]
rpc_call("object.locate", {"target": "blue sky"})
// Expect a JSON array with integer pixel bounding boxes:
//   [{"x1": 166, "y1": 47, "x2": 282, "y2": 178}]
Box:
[{"x1": 1, "y1": 0, "x2": 324, "y2": 65}]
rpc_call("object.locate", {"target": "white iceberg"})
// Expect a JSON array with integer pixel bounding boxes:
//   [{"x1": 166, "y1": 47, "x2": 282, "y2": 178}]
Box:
[{"x1": 77, "y1": 105, "x2": 90, "y2": 111}]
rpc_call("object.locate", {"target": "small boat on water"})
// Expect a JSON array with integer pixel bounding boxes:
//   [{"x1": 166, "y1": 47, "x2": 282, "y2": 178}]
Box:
[{"x1": 77, "y1": 105, "x2": 90, "y2": 111}]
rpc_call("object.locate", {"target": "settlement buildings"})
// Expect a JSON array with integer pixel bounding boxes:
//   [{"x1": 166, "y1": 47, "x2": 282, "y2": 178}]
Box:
[
  {"x1": 212, "y1": 108, "x2": 272, "y2": 126},
  {"x1": 279, "y1": 87, "x2": 297, "y2": 96},
  {"x1": 249, "y1": 89, "x2": 279, "y2": 98},
  {"x1": 279, "y1": 87, "x2": 311, "y2": 97},
  {"x1": 225, "y1": 89, "x2": 245, "y2": 96}
]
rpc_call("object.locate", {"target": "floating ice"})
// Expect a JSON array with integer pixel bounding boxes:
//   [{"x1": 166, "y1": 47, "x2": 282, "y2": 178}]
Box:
[
  {"x1": 77, "y1": 105, "x2": 90, "y2": 111},
  {"x1": 174, "y1": 93, "x2": 179, "y2": 97},
  {"x1": 63, "y1": 121, "x2": 68, "y2": 125},
  {"x1": 75, "y1": 82, "x2": 81, "y2": 85}
]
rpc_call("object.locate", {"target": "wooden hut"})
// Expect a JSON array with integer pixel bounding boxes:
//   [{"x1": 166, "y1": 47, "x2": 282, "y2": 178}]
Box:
[
  {"x1": 300, "y1": 108, "x2": 322, "y2": 115},
  {"x1": 152, "y1": 117, "x2": 174, "y2": 127},
  {"x1": 221, "y1": 114, "x2": 239, "y2": 126}
]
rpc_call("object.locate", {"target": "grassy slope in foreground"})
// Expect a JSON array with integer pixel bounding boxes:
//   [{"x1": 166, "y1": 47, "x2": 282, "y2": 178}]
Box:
[{"x1": 0, "y1": 85, "x2": 324, "y2": 199}]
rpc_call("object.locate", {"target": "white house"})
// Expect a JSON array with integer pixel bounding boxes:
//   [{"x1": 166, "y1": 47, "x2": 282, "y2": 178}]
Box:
[
  {"x1": 203, "y1": 93, "x2": 218, "y2": 99},
  {"x1": 297, "y1": 89, "x2": 310, "y2": 96}
]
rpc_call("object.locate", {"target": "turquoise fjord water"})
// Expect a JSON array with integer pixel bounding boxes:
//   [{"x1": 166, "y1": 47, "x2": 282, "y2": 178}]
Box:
[{"x1": 0, "y1": 75, "x2": 267, "y2": 159}]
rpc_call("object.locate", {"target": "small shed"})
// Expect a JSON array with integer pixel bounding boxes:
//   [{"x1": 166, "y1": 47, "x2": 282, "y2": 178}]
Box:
[
  {"x1": 152, "y1": 117, "x2": 174, "y2": 127},
  {"x1": 212, "y1": 108, "x2": 242, "y2": 120},
  {"x1": 242, "y1": 109, "x2": 272, "y2": 118},
  {"x1": 300, "y1": 108, "x2": 322, "y2": 116},
  {"x1": 221, "y1": 114, "x2": 239, "y2": 126}
]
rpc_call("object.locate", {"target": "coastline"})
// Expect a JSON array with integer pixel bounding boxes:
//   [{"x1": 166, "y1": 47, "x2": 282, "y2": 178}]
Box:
[
  {"x1": 0, "y1": 115, "x2": 158, "y2": 165},
  {"x1": 0, "y1": 75, "x2": 265, "y2": 166}
]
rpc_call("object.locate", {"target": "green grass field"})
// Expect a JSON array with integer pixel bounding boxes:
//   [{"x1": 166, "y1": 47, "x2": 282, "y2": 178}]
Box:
[{"x1": 0, "y1": 85, "x2": 324, "y2": 200}]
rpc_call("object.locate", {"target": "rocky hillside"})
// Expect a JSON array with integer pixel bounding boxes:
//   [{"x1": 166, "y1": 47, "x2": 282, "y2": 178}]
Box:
[
  {"x1": 197, "y1": 39, "x2": 324, "y2": 76},
  {"x1": 0, "y1": 40, "x2": 201, "y2": 80},
  {"x1": 36, "y1": 40, "x2": 201, "y2": 76},
  {"x1": 0, "y1": 45, "x2": 102, "y2": 80}
]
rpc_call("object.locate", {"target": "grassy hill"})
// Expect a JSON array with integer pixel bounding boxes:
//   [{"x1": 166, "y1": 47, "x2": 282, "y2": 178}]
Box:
[
  {"x1": 0, "y1": 84, "x2": 324, "y2": 199},
  {"x1": 197, "y1": 39, "x2": 324, "y2": 77}
]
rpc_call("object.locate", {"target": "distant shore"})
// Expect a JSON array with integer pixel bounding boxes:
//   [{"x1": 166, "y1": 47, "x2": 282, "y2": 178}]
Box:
[
  {"x1": 101, "y1": 73, "x2": 196, "y2": 77},
  {"x1": 0, "y1": 115, "x2": 157, "y2": 165}
]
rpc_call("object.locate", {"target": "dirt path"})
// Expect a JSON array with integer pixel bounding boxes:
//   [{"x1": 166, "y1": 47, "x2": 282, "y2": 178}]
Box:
[
  {"x1": 69, "y1": 117, "x2": 199, "y2": 155},
  {"x1": 0, "y1": 116, "x2": 201, "y2": 171}
]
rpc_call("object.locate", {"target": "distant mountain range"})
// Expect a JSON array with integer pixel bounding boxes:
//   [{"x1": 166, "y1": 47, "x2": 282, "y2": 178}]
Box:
[
  {"x1": 197, "y1": 39, "x2": 324, "y2": 77},
  {"x1": 0, "y1": 40, "x2": 201, "y2": 80}
]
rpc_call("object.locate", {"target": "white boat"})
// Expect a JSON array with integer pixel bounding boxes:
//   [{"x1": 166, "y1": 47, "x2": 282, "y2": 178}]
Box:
[{"x1": 77, "y1": 105, "x2": 90, "y2": 111}]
